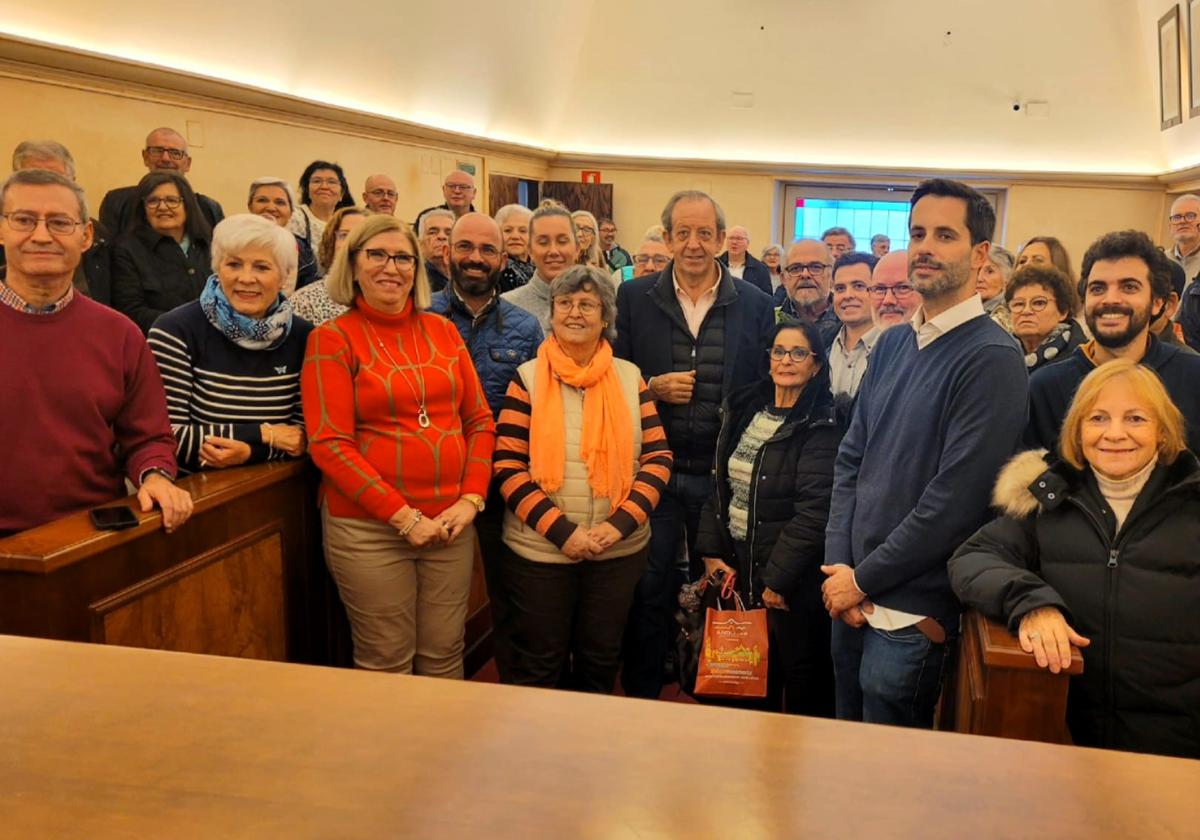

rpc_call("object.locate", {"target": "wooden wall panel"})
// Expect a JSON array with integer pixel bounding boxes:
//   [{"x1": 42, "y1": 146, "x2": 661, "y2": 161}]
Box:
[
  {"x1": 540, "y1": 181, "x2": 613, "y2": 221},
  {"x1": 91, "y1": 527, "x2": 286, "y2": 661},
  {"x1": 489, "y1": 174, "x2": 519, "y2": 216}
]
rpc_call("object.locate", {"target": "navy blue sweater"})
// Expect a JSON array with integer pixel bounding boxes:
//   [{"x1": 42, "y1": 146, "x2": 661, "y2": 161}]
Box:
[
  {"x1": 825, "y1": 315, "x2": 1028, "y2": 620},
  {"x1": 1026, "y1": 336, "x2": 1200, "y2": 454}
]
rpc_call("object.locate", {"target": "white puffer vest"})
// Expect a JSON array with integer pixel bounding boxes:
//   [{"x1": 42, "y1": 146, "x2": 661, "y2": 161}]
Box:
[{"x1": 502, "y1": 357, "x2": 650, "y2": 564}]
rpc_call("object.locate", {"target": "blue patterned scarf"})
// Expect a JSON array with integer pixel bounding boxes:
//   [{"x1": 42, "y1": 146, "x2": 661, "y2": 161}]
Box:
[{"x1": 200, "y1": 274, "x2": 294, "y2": 350}]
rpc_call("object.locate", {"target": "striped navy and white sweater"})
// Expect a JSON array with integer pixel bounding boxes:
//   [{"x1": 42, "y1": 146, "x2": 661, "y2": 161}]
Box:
[{"x1": 147, "y1": 301, "x2": 313, "y2": 474}]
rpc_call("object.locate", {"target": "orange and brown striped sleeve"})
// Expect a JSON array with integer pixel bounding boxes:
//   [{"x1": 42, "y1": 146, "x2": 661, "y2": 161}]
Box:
[
  {"x1": 493, "y1": 375, "x2": 577, "y2": 549},
  {"x1": 605, "y1": 381, "x2": 673, "y2": 538}
]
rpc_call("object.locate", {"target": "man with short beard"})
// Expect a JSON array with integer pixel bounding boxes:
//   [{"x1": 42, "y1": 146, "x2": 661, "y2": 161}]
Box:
[
  {"x1": 428, "y1": 212, "x2": 543, "y2": 683},
  {"x1": 828, "y1": 251, "x2": 879, "y2": 405},
  {"x1": 1026, "y1": 229, "x2": 1200, "y2": 452},
  {"x1": 868, "y1": 250, "x2": 921, "y2": 329},
  {"x1": 822, "y1": 178, "x2": 1027, "y2": 730},
  {"x1": 777, "y1": 238, "x2": 841, "y2": 346}
]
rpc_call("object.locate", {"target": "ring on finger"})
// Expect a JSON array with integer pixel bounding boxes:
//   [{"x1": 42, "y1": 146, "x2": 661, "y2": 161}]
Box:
[{"x1": 1028, "y1": 631, "x2": 1041, "y2": 640}]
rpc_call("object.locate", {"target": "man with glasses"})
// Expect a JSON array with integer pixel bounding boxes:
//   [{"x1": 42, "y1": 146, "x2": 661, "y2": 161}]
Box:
[
  {"x1": 828, "y1": 251, "x2": 879, "y2": 408},
  {"x1": 429, "y1": 212, "x2": 541, "y2": 681},
  {"x1": 631, "y1": 232, "x2": 672, "y2": 278},
  {"x1": 98, "y1": 127, "x2": 223, "y2": 236},
  {"x1": 614, "y1": 190, "x2": 774, "y2": 699},
  {"x1": 0, "y1": 169, "x2": 193, "y2": 536},
  {"x1": 1167, "y1": 194, "x2": 1200, "y2": 300},
  {"x1": 362, "y1": 174, "x2": 399, "y2": 216},
  {"x1": 415, "y1": 170, "x2": 477, "y2": 232},
  {"x1": 419, "y1": 208, "x2": 455, "y2": 292},
  {"x1": 598, "y1": 218, "x2": 631, "y2": 272},
  {"x1": 777, "y1": 238, "x2": 841, "y2": 346},
  {"x1": 822, "y1": 178, "x2": 1027, "y2": 730},
  {"x1": 718, "y1": 225, "x2": 772, "y2": 294},
  {"x1": 867, "y1": 250, "x2": 921, "y2": 329}
]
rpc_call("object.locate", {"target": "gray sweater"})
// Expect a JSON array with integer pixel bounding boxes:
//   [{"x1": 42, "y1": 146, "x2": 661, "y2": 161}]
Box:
[{"x1": 500, "y1": 273, "x2": 552, "y2": 337}]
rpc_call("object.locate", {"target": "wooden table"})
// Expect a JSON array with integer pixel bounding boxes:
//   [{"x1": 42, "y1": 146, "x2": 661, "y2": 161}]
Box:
[{"x1": 2, "y1": 636, "x2": 1197, "y2": 839}]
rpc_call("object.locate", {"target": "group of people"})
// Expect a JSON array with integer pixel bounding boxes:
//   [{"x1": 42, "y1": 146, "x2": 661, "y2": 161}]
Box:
[{"x1": 3, "y1": 126, "x2": 1199, "y2": 762}]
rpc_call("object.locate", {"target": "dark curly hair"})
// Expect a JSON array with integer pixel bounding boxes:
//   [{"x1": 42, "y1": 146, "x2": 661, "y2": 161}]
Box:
[{"x1": 1080, "y1": 230, "x2": 1173, "y2": 303}]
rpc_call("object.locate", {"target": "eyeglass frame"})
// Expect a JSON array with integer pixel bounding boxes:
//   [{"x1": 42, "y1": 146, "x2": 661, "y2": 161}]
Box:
[
  {"x1": 768, "y1": 346, "x2": 814, "y2": 362},
  {"x1": 357, "y1": 248, "x2": 418, "y2": 270},
  {"x1": 0, "y1": 212, "x2": 86, "y2": 235},
  {"x1": 866, "y1": 282, "x2": 916, "y2": 300},
  {"x1": 144, "y1": 146, "x2": 188, "y2": 161},
  {"x1": 783, "y1": 261, "x2": 831, "y2": 278},
  {"x1": 1008, "y1": 296, "x2": 1053, "y2": 313},
  {"x1": 1169, "y1": 211, "x2": 1198, "y2": 224},
  {"x1": 451, "y1": 240, "x2": 502, "y2": 259}
]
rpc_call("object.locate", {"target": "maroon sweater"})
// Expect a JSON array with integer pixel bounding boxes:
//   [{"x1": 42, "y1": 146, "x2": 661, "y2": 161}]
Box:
[{"x1": 0, "y1": 294, "x2": 178, "y2": 534}]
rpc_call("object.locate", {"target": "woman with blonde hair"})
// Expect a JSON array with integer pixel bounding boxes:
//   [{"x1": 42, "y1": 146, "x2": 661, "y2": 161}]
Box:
[
  {"x1": 571, "y1": 209, "x2": 608, "y2": 270},
  {"x1": 302, "y1": 214, "x2": 495, "y2": 679},
  {"x1": 288, "y1": 206, "x2": 366, "y2": 325},
  {"x1": 950, "y1": 359, "x2": 1200, "y2": 759}
]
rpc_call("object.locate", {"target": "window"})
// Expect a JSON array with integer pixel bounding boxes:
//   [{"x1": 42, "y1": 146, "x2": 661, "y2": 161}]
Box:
[{"x1": 793, "y1": 197, "x2": 912, "y2": 251}]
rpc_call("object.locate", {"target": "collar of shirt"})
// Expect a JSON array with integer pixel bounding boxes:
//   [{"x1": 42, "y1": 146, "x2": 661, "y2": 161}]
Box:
[
  {"x1": 835, "y1": 324, "x2": 880, "y2": 354},
  {"x1": 0, "y1": 279, "x2": 74, "y2": 315},
  {"x1": 449, "y1": 284, "x2": 498, "y2": 322},
  {"x1": 672, "y1": 264, "x2": 720, "y2": 303},
  {"x1": 911, "y1": 292, "x2": 985, "y2": 350}
]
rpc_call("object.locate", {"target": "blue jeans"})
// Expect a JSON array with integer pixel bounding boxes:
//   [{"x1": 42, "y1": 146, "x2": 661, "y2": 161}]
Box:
[
  {"x1": 620, "y1": 471, "x2": 713, "y2": 699},
  {"x1": 831, "y1": 616, "x2": 959, "y2": 728}
]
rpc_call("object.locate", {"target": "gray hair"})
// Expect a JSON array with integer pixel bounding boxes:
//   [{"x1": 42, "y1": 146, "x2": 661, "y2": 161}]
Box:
[
  {"x1": 0, "y1": 168, "x2": 88, "y2": 221},
  {"x1": 12, "y1": 140, "x2": 77, "y2": 180},
  {"x1": 494, "y1": 203, "x2": 532, "y2": 228},
  {"x1": 418, "y1": 207, "x2": 455, "y2": 236},
  {"x1": 986, "y1": 244, "x2": 1015, "y2": 278},
  {"x1": 642, "y1": 232, "x2": 665, "y2": 245},
  {"x1": 211, "y1": 213, "x2": 298, "y2": 281},
  {"x1": 248, "y1": 177, "x2": 296, "y2": 210},
  {"x1": 761, "y1": 243, "x2": 783, "y2": 260},
  {"x1": 1171, "y1": 193, "x2": 1200, "y2": 212},
  {"x1": 822, "y1": 226, "x2": 856, "y2": 248},
  {"x1": 529, "y1": 201, "x2": 577, "y2": 243},
  {"x1": 661, "y1": 190, "x2": 726, "y2": 235},
  {"x1": 549, "y1": 265, "x2": 617, "y2": 343},
  {"x1": 870, "y1": 233, "x2": 890, "y2": 246}
]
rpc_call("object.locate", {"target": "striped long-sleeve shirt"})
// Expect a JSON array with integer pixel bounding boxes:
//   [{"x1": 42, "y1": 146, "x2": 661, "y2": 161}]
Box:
[
  {"x1": 494, "y1": 363, "x2": 672, "y2": 553},
  {"x1": 147, "y1": 301, "x2": 313, "y2": 473}
]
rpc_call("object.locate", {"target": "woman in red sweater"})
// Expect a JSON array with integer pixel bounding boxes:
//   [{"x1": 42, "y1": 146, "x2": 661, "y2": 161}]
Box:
[{"x1": 301, "y1": 214, "x2": 495, "y2": 678}]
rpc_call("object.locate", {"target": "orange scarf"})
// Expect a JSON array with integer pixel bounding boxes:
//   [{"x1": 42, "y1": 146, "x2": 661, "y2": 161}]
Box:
[{"x1": 529, "y1": 337, "x2": 635, "y2": 507}]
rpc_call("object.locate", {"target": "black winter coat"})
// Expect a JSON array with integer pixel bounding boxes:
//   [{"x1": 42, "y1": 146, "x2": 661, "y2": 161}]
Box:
[
  {"x1": 718, "y1": 251, "x2": 773, "y2": 296},
  {"x1": 694, "y1": 372, "x2": 842, "y2": 609},
  {"x1": 111, "y1": 227, "x2": 212, "y2": 334},
  {"x1": 949, "y1": 449, "x2": 1200, "y2": 759}
]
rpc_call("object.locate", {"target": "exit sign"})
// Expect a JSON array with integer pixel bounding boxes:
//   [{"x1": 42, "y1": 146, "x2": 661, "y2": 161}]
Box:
[{"x1": 582, "y1": 171, "x2": 601, "y2": 184}]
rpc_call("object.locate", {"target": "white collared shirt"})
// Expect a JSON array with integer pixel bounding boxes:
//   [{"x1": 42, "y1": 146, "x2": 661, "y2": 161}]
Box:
[
  {"x1": 673, "y1": 266, "x2": 720, "y2": 339},
  {"x1": 829, "y1": 325, "x2": 880, "y2": 398},
  {"x1": 910, "y1": 293, "x2": 986, "y2": 350}
]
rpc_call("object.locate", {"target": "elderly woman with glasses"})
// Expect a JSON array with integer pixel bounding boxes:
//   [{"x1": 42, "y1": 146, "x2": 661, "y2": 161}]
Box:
[
  {"x1": 247, "y1": 177, "x2": 319, "y2": 292},
  {"x1": 571, "y1": 210, "x2": 608, "y2": 270},
  {"x1": 302, "y1": 214, "x2": 495, "y2": 679},
  {"x1": 112, "y1": 172, "x2": 213, "y2": 334},
  {"x1": 148, "y1": 214, "x2": 312, "y2": 474},
  {"x1": 494, "y1": 265, "x2": 673, "y2": 693},
  {"x1": 695, "y1": 319, "x2": 842, "y2": 715},
  {"x1": 1005, "y1": 264, "x2": 1086, "y2": 372},
  {"x1": 951, "y1": 359, "x2": 1200, "y2": 759},
  {"x1": 289, "y1": 206, "x2": 365, "y2": 326}
]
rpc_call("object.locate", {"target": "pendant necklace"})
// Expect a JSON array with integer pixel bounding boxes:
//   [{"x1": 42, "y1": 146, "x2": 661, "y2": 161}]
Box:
[{"x1": 365, "y1": 320, "x2": 431, "y2": 428}]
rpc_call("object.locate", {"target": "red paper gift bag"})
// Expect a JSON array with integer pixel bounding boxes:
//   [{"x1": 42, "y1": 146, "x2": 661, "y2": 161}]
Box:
[{"x1": 694, "y1": 588, "x2": 768, "y2": 699}]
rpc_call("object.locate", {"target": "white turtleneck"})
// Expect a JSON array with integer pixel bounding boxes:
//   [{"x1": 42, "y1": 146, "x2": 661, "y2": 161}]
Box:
[{"x1": 1094, "y1": 457, "x2": 1157, "y2": 532}]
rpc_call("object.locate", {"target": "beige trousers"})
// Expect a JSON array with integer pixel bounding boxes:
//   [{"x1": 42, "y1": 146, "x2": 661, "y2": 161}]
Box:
[{"x1": 322, "y1": 505, "x2": 475, "y2": 678}]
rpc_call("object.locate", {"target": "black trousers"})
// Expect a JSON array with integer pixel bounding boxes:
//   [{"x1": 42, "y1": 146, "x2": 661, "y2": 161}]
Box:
[
  {"x1": 476, "y1": 485, "x2": 511, "y2": 680},
  {"x1": 503, "y1": 545, "x2": 649, "y2": 694}
]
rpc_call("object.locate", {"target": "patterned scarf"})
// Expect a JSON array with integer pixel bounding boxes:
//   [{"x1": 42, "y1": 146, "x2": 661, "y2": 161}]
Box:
[{"x1": 199, "y1": 274, "x2": 294, "y2": 350}]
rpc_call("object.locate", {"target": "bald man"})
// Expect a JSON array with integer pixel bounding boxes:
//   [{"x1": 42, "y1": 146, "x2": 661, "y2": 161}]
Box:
[
  {"x1": 362, "y1": 174, "x2": 398, "y2": 215},
  {"x1": 717, "y1": 224, "x2": 772, "y2": 294},
  {"x1": 414, "y1": 170, "x2": 477, "y2": 231},
  {"x1": 869, "y1": 250, "x2": 921, "y2": 330},
  {"x1": 99, "y1": 127, "x2": 224, "y2": 235}
]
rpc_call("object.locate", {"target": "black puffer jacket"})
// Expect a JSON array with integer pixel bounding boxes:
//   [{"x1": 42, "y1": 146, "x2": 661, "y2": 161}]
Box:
[
  {"x1": 111, "y1": 227, "x2": 211, "y2": 334},
  {"x1": 949, "y1": 449, "x2": 1200, "y2": 759},
  {"x1": 694, "y1": 371, "x2": 842, "y2": 608}
]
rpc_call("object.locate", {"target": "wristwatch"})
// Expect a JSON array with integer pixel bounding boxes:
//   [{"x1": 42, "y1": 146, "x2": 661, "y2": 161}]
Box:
[
  {"x1": 462, "y1": 493, "x2": 486, "y2": 513},
  {"x1": 139, "y1": 467, "x2": 175, "y2": 486}
]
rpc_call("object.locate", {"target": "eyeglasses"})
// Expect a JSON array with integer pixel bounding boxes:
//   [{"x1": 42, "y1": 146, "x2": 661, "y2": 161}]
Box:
[
  {"x1": 309, "y1": 177, "x2": 341, "y2": 187},
  {"x1": 553, "y1": 297, "x2": 600, "y2": 315},
  {"x1": 1170, "y1": 212, "x2": 1198, "y2": 224},
  {"x1": 145, "y1": 196, "x2": 183, "y2": 209},
  {"x1": 0, "y1": 212, "x2": 85, "y2": 234},
  {"x1": 576, "y1": 226, "x2": 596, "y2": 236},
  {"x1": 1009, "y1": 297, "x2": 1051, "y2": 313},
  {"x1": 783, "y1": 262, "x2": 830, "y2": 278},
  {"x1": 452, "y1": 240, "x2": 502, "y2": 259},
  {"x1": 444, "y1": 183, "x2": 474, "y2": 192},
  {"x1": 360, "y1": 248, "x2": 417, "y2": 269},
  {"x1": 867, "y1": 283, "x2": 916, "y2": 299},
  {"x1": 367, "y1": 189, "x2": 398, "y2": 200},
  {"x1": 633, "y1": 255, "x2": 670, "y2": 267},
  {"x1": 833, "y1": 281, "x2": 869, "y2": 294},
  {"x1": 769, "y1": 346, "x2": 813, "y2": 362},
  {"x1": 145, "y1": 146, "x2": 187, "y2": 161}
]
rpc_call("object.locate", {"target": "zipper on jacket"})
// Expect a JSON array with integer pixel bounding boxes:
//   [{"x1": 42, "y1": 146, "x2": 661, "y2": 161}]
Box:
[{"x1": 1103, "y1": 547, "x2": 1118, "y2": 747}]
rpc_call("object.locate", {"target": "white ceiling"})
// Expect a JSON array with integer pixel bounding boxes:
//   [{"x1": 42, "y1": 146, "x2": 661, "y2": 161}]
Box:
[{"x1": 0, "y1": 0, "x2": 1182, "y2": 174}]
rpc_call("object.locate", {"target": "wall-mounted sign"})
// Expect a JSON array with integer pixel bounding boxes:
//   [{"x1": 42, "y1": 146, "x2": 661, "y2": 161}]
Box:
[{"x1": 582, "y1": 170, "x2": 601, "y2": 184}]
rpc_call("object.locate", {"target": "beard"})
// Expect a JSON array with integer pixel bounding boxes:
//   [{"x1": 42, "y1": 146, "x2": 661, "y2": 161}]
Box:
[
  {"x1": 450, "y1": 258, "x2": 501, "y2": 298},
  {"x1": 1087, "y1": 303, "x2": 1152, "y2": 349},
  {"x1": 790, "y1": 282, "x2": 825, "y2": 308},
  {"x1": 910, "y1": 254, "x2": 972, "y2": 298}
]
